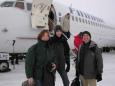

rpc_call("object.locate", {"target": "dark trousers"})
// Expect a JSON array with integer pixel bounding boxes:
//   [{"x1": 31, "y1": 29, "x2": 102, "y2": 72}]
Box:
[
  {"x1": 43, "y1": 70, "x2": 55, "y2": 86},
  {"x1": 57, "y1": 70, "x2": 69, "y2": 86},
  {"x1": 35, "y1": 80, "x2": 43, "y2": 86}
]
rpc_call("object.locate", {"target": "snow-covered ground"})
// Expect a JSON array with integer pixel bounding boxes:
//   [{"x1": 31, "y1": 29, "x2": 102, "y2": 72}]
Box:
[{"x1": 0, "y1": 52, "x2": 115, "y2": 86}]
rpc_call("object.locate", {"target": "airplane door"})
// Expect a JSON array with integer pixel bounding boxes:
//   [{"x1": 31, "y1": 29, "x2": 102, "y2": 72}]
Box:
[{"x1": 31, "y1": 0, "x2": 53, "y2": 29}]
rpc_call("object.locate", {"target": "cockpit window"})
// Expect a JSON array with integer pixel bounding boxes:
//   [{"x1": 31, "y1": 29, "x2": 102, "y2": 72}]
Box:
[
  {"x1": 0, "y1": 1, "x2": 14, "y2": 7},
  {"x1": 15, "y1": 2, "x2": 24, "y2": 9},
  {"x1": 27, "y1": 3, "x2": 32, "y2": 11}
]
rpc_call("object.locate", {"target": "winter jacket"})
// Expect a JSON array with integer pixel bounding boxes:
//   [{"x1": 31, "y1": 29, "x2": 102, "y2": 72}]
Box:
[
  {"x1": 25, "y1": 40, "x2": 56, "y2": 80},
  {"x1": 50, "y1": 36, "x2": 70, "y2": 71},
  {"x1": 74, "y1": 35, "x2": 83, "y2": 51},
  {"x1": 77, "y1": 41, "x2": 103, "y2": 79}
]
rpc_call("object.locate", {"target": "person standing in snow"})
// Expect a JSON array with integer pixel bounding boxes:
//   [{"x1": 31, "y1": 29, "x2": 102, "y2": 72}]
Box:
[
  {"x1": 76, "y1": 31, "x2": 103, "y2": 86},
  {"x1": 51, "y1": 25, "x2": 70, "y2": 86},
  {"x1": 25, "y1": 30, "x2": 56, "y2": 86}
]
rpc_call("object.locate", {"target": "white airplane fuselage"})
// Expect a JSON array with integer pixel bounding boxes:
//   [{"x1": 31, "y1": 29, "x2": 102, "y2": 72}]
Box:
[{"x1": 0, "y1": 0, "x2": 115, "y2": 54}]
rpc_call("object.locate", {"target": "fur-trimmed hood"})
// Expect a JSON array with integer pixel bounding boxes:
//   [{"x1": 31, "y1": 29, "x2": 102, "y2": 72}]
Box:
[{"x1": 89, "y1": 41, "x2": 97, "y2": 48}]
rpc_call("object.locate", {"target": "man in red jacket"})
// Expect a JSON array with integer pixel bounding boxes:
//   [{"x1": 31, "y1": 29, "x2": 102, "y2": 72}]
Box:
[{"x1": 74, "y1": 32, "x2": 83, "y2": 52}]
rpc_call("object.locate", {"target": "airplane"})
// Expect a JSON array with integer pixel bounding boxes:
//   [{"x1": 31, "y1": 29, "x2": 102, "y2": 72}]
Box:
[{"x1": 0, "y1": 0, "x2": 115, "y2": 71}]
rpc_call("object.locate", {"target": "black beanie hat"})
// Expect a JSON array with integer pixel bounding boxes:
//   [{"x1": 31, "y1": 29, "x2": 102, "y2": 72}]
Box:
[
  {"x1": 82, "y1": 31, "x2": 91, "y2": 38},
  {"x1": 54, "y1": 25, "x2": 63, "y2": 33}
]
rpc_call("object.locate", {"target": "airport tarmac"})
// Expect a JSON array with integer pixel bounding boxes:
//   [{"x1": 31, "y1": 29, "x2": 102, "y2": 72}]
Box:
[{"x1": 0, "y1": 52, "x2": 115, "y2": 86}]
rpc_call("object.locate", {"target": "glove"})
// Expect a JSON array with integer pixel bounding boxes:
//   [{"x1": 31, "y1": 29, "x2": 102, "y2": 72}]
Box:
[
  {"x1": 66, "y1": 62, "x2": 70, "y2": 72},
  {"x1": 71, "y1": 77, "x2": 80, "y2": 86},
  {"x1": 28, "y1": 78, "x2": 34, "y2": 85},
  {"x1": 47, "y1": 62, "x2": 56, "y2": 72},
  {"x1": 51, "y1": 63, "x2": 56, "y2": 72},
  {"x1": 96, "y1": 73, "x2": 102, "y2": 82},
  {"x1": 76, "y1": 70, "x2": 79, "y2": 78}
]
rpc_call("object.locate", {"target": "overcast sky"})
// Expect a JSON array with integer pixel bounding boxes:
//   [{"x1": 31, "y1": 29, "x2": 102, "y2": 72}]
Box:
[
  {"x1": 55, "y1": 0, "x2": 115, "y2": 27},
  {"x1": 0, "y1": 0, "x2": 115, "y2": 27}
]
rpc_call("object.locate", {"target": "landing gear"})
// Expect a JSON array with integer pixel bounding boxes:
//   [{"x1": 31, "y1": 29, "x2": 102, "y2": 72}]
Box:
[
  {"x1": 103, "y1": 47, "x2": 111, "y2": 52},
  {"x1": 112, "y1": 47, "x2": 115, "y2": 51},
  {"x1": 10, "y1": 53, "x2": 26, "y2": 65},
  {"x1": 0, "y1": 53, "x2": 10, "y2": 72},
  {"x1": 0, "y1": 61, "x2": 10, "y2": 72},
  {"x1": 10, "y1": 54, "x2": 19, "y2": 65}
]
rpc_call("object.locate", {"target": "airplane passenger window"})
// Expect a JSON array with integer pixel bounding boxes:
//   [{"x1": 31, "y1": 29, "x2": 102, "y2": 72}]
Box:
[
  {"x1": 93, "y1": 17, "x2": 96, "y2": 21},
  {"x1": 91, "y1": 16, "x2": 94, "y2": 20},
  {"x1": 0, "y1": 1, "x2": 14, "y2": 7},
  {"x1": 101, "y1": 20, "x2": 104, "y2": 22},
  {"x1": 102, "y1": 25, "x2": 104, "y2": 28},
  {"x1": 84, "y1": 13, "x2": 88, "y2": 18},
  {"x1": 77, "y1": 10, "x2": 80, "y2": 16},
  {"x1": 87, "y1": 15, "x2": 90, "y2": 19},
  {"x1": 80, "y1": 11, "x2": 84, "y2": 17},
  {"x1": 95, "y1": 23, "x2": 97, "y2": 26},
  {"x1": 58, "y1": 12, "x2": 62, "y2": 16},
  {"x1": 82, "y1": 19, "x2": 85, "y2": 23},
  {"x1": 100, "y1": 19, "x2": 103, "y2": 22},
  {"x1": 72, "y1": 16, "x2": 74, "y2": 21},
  {"x1": 79, "y1": 18, "x2": 81, "y2": 22},
  {"x1": 97, "y1": 18, "x2": 99, "y2": 22},
  {"x1": 27, "y1": 3, "x2": 32, "y2": 11},
  {"x1": 100, "y1": 20, "x2": 103, "y2": 22},
  {"x1": 92, "y1": 22, "x2": 94, "y2": 25},
  {"x1": 93, "y1": 17, "x2": 95, "y2": 20},
  {"x1": 101, "y1": 25, "x2": 102, "y2": 28},
  {"x1": 97, "y1": 23, "x2": 99, "y2": 26},
  {"x1": 15, "y1": 2, "x2": 24, "y2": 9},
  {"x1": 99, "y1": 24, "x2": 101, "y2": 27},
  {"x1": 85, "y1": 19, "x2": 87, "y2": 24},
  {"x1": 95, "y1": 18, "x2": 97, "y2": 21},
  {"x1": 69, "y1": 7, "x2": 73, "y2": 14},
  {"x1": 91, "y1": 21, "x2": 93, "y2": 25},
  {"x1": 98, "y1": 23, "x2": 100, "y2": 27},
  {"x1": 76, "y1": 17, "x2": 78, "y2": 22},
  {"x1": 100, "y1": 24, "x2": 101, "y2": 28},
  {"x1": 88, "y1": 20, "x2": 90, "y2": 24},
  {"x1": 59, "y1": 17, "x2": 62, "y2": 22},
  {"x1": 92, "y1": 22, "x2": 95, "y2": 26}
]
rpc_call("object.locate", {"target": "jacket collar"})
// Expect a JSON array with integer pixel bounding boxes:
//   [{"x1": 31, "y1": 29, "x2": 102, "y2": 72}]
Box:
[
  {"x1": 89, "y1": 41, "x2": 97, "y2": 48},
  {"x1": 37, "y1": 40, "x2": 49, "y2": 47},
  {"x1": 83, "y1": 41, "x2": 97, "y2": 48}
]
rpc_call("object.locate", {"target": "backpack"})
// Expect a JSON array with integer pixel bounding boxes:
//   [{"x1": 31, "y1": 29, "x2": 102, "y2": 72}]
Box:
[{"x1": 71, "y1": 77, "x2": 80, "y2": 86}]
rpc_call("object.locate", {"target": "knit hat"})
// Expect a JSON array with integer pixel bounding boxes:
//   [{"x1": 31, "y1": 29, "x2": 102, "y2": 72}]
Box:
[
  {"x1": 78, "y1": 32, "x2": 83, "y2": 38},
  {"x1": 82, "y1": 31, "x2": 91, "y2": 38},
  {"x1": 54, "y1": 25, "x2": 63, "y2": 33}
]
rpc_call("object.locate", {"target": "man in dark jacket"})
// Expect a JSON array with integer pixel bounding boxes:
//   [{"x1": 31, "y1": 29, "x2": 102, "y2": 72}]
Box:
[
  {"x1": 77, "y1": 31, "x2": 103, "y2": 86},
  {"x1": 25, "y1": 30, "x2": 56, "y2": 86},
  {"x1": 51, "y1": 25, "x2": 70, "y2": 86}
]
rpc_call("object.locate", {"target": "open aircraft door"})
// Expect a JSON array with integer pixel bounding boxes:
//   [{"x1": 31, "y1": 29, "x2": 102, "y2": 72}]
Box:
[{"x1": 31, "y1": 0, "x2": 53, "y2": 29}]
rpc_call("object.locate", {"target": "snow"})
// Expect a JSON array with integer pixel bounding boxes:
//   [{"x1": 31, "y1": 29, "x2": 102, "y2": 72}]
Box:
[{"x1": 0, "y1": 52, "x2": 115, "y2": 86}]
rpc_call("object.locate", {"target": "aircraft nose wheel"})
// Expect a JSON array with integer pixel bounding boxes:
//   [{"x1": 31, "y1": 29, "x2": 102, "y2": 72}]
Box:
[{"x1": 0, "y1": 61, "x2": 9, "y2": 72}]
